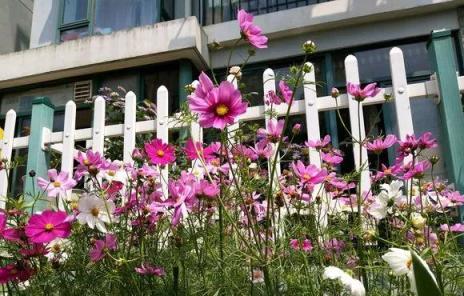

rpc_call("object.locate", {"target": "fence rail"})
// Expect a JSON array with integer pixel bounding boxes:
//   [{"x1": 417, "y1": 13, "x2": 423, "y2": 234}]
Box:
[{"x1": 1, "y1": 47, "x2": 463, "y2": 207}]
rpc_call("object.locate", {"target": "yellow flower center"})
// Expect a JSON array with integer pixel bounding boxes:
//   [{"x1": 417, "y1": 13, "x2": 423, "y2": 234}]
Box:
[
  {"x1": 406, "y1": 258, "x2": 412, "y2": 270},
  {"x1": 44, "y1": 223, "x2": 54, "y2": 231},
  {"x1": 156, "y1": 150, "x2": 165, "y2": 157},
  {"x1": 53, "y1": 181, "x2": 62, "y2": 188},
  {"x1": 215, "y1": 104, "x2": 229, "y2": 116},
  {"x1": 108, "y1": 171, "x2": 115, "y2": 177},
  {"x1": 83, "y1": 159, "x2": 90, "y2": 166},
  {"x1": 51, "y1": 244, "x2": 61, "y2": 253},
  {"x1": 302, "y1": 174, "x2": 311, "y2": 180},
  {"x1": 91, "y1": 207, "x2": 100, "y2": 217}
]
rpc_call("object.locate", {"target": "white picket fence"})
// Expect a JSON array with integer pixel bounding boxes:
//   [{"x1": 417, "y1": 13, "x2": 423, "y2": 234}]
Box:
[{"x1": 1, "y1": 47, "x2": 463, "y2": 208}]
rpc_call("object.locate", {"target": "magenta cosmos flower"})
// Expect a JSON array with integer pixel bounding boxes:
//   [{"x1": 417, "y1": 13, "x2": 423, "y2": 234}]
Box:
[
  {"x1": 25, "y1": 210, "x2": 71, "y2": 243},
  {"x1": 89, "y1": 233, "x2": 117, "y2": 262},
  {"x1": 257, "y1": 119, "x2": 284, "y2": 143},
  {"x1": 144, "y1": 138, "x2": 176, "y2": 166},
  {"x1": 135, "y1": 263, "x2": 166, "y2": 277},
  {"x1": 365, "y1": 135, "x2": 397, "y2": 154},
  {"x1": 347, "y1": 82, "x2": 381, "y2": 101},
  {"x1": 188, "y1": 74, "x2": 248, "y2": 130},
  {"x1": 37, "y1": 169, "x2": 77, "y2": 197},
  {"x1": 237, "y1": 9, "x2": 268, "y2": 49}
]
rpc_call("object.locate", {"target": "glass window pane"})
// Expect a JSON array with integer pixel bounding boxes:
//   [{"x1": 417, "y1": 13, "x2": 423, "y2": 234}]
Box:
[
  {"x1": 62, "y1": 0, "x2": 88, "y2": 24},
  {"x1": 94, "y1": 0, "x2": 157, "y2": 35},
  {"x1": 60, "y1": 27, "x2": 89, "y2": 42}
]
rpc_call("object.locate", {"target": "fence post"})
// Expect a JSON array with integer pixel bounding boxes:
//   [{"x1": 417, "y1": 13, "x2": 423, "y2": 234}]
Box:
[
  {"x1": 92, "y1": 96, "x2": 106, "y2": 154},
  {"x1": 427, "y1": 29, "x2": 464, "y2": 223},
  {"x1": 24, "y1": 97, "x2": 55, "y2": 211},
  {"x1": 0, "y1": 110, "x2": 17, "y2": 206}
]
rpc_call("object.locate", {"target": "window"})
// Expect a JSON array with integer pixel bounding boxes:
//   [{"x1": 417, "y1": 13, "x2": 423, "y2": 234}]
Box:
[
  {"x1": 59, "y1": 0, "x2": 163, "y2": 42},
  {"x1": 94, "y1": 0, "x2": 158, "y2": 35},
  {"x1": 197, "y1": 0, "x2": 333, "y2": 25},
  {"x1": 60, "y1": 0, "x2": 90, "y2": 42}
]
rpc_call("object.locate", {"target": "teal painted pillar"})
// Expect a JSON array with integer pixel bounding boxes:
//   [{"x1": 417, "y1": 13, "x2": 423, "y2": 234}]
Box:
[
  {"x1": 427, "y1": 29, "x2": 464, "y2": 223},
  {"x1": 179, "y1": 60, "x2": 193, "y2": 140},
  {"x1": 24, "y1": 97, "x2": 55, "y2": 210}
]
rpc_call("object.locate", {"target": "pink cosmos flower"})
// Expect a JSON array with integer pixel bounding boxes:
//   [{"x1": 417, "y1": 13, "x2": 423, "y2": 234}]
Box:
[
  {"x1": 447, "y1": 191, "x2": 464, "y2": 204},
  {"x1": 279, "y1": 81, "x2": 293, "y2": 105},
  {"x1": 321, "y1": 151, "x2": 343, "y2": 166},
  {"x1": 75, "y1": 150, "x2": 106, "y2": 180},
  {"x1": 145, "y1": 139, "x2": 176, "y2": 166},
  {"x1": 0, "y1": 261, "x2": 34, "y2": 284},
  {"x1": 417, "y1": 132, "x2": 437, "y2": 149},
  {"x1": 25, "y1": 210, "x2": 71, "y2": 243},
  {"x1": 37, "y1": 169, "x2": 77, "y2": 197},
  {"x1": 323, "y1": 238, "x2": 345, "y2": 254},
  {"x1": 89, "y1": 233, "x2": 117, "y2": 262},
  {"x1": 306, "y1": 135, "x2": 331, "y2": 150},
  {"x1": 450, "y1": 223, "x2": 464, "y2": 232},
  {"x1": 290, "y1": 239, "x2": 313, "y2": 252},
  {"x1": 163, "y1": 181, "x2": 197, "y2": 226},
  {"x1": 403, "y1": 160, "x2": 431, "y2": 180},
  {"x1": 250, "y1": 140, "x2": 273, "y2": 160},
  {"x1": 196, "y1": 179, "x2": 220, "y2": 198},
  {"x1": 291, "y1": 160, "x2": 327, "y2": 186},
  {"x1": 365, "y1": 135, "x2": 397, "y2": 154},
  {"x1": 184, "y1": 139, "x2": 215, "y2": 162},
  {"x1": 135, "y1": 263, "x2": 166, "y2": 277},
  {"x1": 237, "y1": 9, "x2": 268, "y2": 49},
  {"x1": 290, "y1": 239, "x2": 299, "y2": 250},
  {"x1": 257, "y1": 119, "x2": 285, "y2": 143},
  {"x1": 190, "y1": 72, "x2": 214, "y2": 103},
  {"x1": 265, "y1": 90, "x2": 281, "y2": 105},
  {"x1": 188, "y1": 79, "x2": 248, "y2": 129},
  {"x1": 347, "y1": 82, "x2": 381, "y2": 101}
]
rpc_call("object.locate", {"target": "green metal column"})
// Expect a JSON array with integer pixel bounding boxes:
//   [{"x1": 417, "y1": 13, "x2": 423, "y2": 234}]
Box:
[
  {"x1": 179, "y1": 60, "x2": 193, "y2": 140},
  {"x1": 427, "y1": 29, "x2": 464, "y2": 221},
  {"x1": 24, "y1": 97, "x2": 55, "y2": 211}
]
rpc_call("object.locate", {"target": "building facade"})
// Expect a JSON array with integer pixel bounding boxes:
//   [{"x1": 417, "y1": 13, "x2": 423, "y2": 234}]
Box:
[{"x1": 1, "y1": 0, "x2": 464, "y2": 192}]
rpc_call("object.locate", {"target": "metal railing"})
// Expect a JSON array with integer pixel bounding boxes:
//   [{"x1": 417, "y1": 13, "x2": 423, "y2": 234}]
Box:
[{"x1": 196, "y1": 0, "x2": 333, "y2": 25}]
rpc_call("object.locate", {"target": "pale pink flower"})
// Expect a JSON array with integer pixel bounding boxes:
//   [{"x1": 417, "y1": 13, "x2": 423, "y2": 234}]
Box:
[
  {"x1": 257, "y1": 119, "x2": 284, "y2": 143},
  {"x1": 306, "y1": 135, "x2": 331, "y2": 150},
  {"x1": 37, "y1": 169, "x2": 77, "y2": 197},
  {"x1": 237, "y1": 9, "x2": 268, "y2": 49}
]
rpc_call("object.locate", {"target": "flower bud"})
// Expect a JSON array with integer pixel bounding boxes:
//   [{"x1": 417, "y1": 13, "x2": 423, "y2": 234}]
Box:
[
  {"x1": 303, "y1": 40, "x2": 317, "y2": 54},
  {"x1": 331, "y1": 88, "x2": 340, "y2": 98},
  {"x1": 429, "y1": 155, "x2": 440, "y2": 165},
  {"x1": 184, "y1": 83, "x2": 196, "y2": 95},
  {"x1": 229, "y1": 66, "x2": 242, "y2": 80},
  {"x1": 292, "y1": 123, "x2": 301, "y2": 135},
  {"x1": 411, "y1": 213, "x2": 426, "y2": 230},
  {"x1": 28, "y1": 170, "x2": 36, "y2": 178}
]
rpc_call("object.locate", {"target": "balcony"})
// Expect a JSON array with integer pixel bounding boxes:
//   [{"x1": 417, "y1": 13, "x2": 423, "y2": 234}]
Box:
[{"x1": 195, "y1": 0, "x2": 333, "y2": 25}]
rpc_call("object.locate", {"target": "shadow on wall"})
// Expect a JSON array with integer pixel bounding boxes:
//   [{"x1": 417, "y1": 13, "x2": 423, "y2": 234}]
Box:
[
  {"x1": 35, "y1": 0, "x2": 60, "y2": 47},
  {"x1": 15, "y1": 24, "x2": 30, "y2": 52}
]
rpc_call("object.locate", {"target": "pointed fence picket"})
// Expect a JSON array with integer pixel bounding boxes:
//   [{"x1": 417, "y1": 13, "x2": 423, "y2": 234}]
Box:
[
  {"x1": 262, "y1": 68, "x2": 281, "y2": 186},
  {"x1": 156, "y1": 86, "x2": 170, "y2": 199},
  {"x1": 345, "y1": 55, "x2": 371, "y2": 193},
  {"x1": 0, "y1": 47, "x2": 450, "y2": 211}
]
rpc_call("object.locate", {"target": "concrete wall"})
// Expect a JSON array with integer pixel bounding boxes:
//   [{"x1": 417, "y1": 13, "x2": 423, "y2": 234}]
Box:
[
  {"x1": 0, "y1": 0, "x2": 33, "y2": 54},
  {"x1": 29, "y1": 0, "x2": 59, "y2": 49}
]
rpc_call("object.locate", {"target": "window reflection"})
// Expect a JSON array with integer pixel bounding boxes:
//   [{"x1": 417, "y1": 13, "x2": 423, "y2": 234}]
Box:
[
  {"x1": 94, "y1": 0, "x2": 157, "y2": 35},
  {"x1": 62, "y1": 0, "x2": 88, "y2": 24}
]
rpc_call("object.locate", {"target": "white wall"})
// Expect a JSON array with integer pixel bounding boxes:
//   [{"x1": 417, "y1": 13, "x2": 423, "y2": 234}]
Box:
[
  {"x1": 29, "y1": 0, "x2": 60, "y2": 49},
  {"x1": 0, "y1": 0, "x2": 33, "y2": 54}
]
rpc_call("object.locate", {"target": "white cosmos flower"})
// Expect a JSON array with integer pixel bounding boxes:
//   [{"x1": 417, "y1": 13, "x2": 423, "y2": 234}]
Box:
[
  {"x1": 382, "y1": 248, "x2": 430, "y2": 294},
  {"x1": 368, "y1": 180, "x2": 405, "y2": 220},
  {"x1": 77, "y1": 194, "x2": 115, "y2": 233},
  {"x1": 323, "y1": 266, "x2": 365, "y2": 296},
  {"x1": 45, "y1": 238, "x2": 70, "y2": 263}
]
